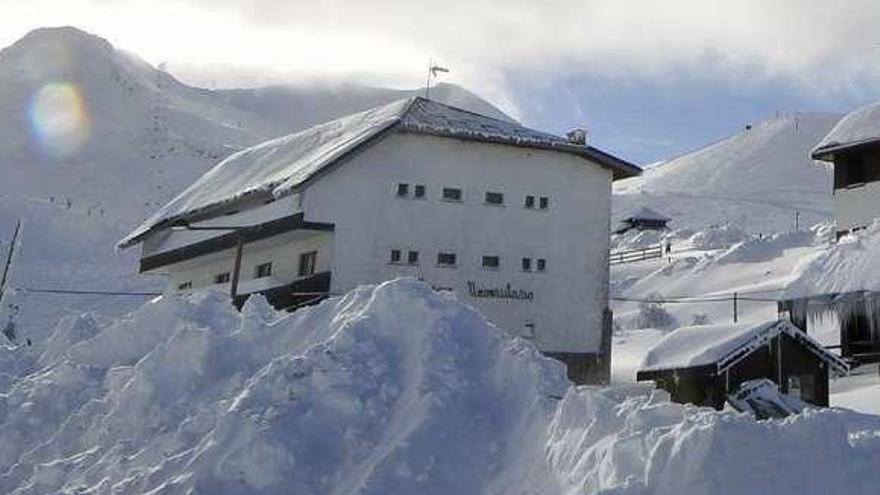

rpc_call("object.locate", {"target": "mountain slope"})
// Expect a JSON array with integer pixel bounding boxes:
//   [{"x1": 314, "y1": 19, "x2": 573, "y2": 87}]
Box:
[{"x1": 613, "y1": 113, "x2": 842, "y2": 234}]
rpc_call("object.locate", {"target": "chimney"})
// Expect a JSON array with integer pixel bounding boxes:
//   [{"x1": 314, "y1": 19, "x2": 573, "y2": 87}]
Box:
[{"x1": 566, "y1": 128, "x2": 587, "y2": 145}]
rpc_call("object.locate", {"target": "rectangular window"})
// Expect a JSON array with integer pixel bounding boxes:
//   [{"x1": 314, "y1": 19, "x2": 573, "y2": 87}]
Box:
[
  {"x1": 482, "y1": 255, "x2": 500, "y2": 269},
  {"x1": 390, "y1": 249, "x2": 402, "y2": 263},
  {"x1": 408, "y1": 250, "x2": 420, "y2": 264},
  {"x1": 437, "y1": 252, "x2": 457, "y2": 266},
  {"x1": 539, "y1": 196, "x2": 549, "y2": 209},
  {"x1": 524, "y1": 195, "x2": 535, "y2": 208},
  {"x1": 536, "y1": 258, "x2": 546, "y2": 272},
  {"x1": 484, "y1": 191, "x2": 504, "y2": 205},
  {"x1": 441, "y1": 187, "x2": 463, "y2": 202},
  {"x1": 254, "y1": 262, "x2": 272, "y2": 278},
  {"x1": 298, "y1": 251, "x2": 317, "y2": 277},
  {"x1": 521, "y1": 257, "x2": 532, "y2": 271},
  {"x1": 214, "y1": 272, "x2": 230, "y2": 284},
  {"x1": 414, "y1": 184, "x2": 426, "y2": 198},
  {"x1": 177, "y1": 281, "x2": 192, "y2": 291},
  {"x1": 396, "y1": 183, "x2": 409, "y2": 197}
]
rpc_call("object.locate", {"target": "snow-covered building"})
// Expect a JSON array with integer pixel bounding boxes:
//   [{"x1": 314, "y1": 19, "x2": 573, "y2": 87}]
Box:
[
  {"x1": 614, "y1": 206, "x2": 671, "y2": 234},
  {"x1": 637, "y1": 320, "x2": 848, "y2": 409},
  {"x1": 812, "y1": 100, "x2": 880, "y2": 238},
  {"x1": 118, "y1": 97, "x2": 640, "y2": 383}
]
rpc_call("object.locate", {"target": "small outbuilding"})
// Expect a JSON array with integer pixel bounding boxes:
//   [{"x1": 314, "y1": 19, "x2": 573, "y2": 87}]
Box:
[
  {"x1": 636, "y1": 320, "x2": 848, "y2": 409},
  {"x1": 614, "y1": 206, "x2": 671, "y2": 234}
]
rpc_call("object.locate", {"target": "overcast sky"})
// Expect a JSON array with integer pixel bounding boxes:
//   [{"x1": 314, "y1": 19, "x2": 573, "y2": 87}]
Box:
[{"x1": 2, "y1": 0, "x2": 880, "y2": 163}]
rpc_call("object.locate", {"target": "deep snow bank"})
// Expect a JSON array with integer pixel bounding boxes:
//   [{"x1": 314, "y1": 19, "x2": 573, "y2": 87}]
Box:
[{"x1": 1, "y1": 279, "x2": 880, "y2": 494}]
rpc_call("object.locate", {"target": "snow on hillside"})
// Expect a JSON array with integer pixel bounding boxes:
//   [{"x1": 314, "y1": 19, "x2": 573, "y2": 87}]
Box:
[
  {"x1": 0, "y1": 26, "x2": 511, "y2": 336},
  {"x1": 614, "y1": 113, "x2": 841, "y2": 234},
  {"x1": 1, "y1": 279, "x2": 880, "y2": 494}
]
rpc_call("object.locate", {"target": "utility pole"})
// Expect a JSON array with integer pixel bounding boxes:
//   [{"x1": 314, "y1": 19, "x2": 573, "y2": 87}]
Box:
[
  {"x1": 733, "y1": 292, "x2": 738, "y2": 324},
  {"x1": 0, "y1": 221, "x2": 21, "y2": 302},
  {"x1": 795, "y1": 210, "x2": 799, "y2": 231}
]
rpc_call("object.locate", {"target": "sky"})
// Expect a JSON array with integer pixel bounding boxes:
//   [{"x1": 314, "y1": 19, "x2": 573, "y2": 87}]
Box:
[{"x1": 2, "y1": 0, "x2": 879, "y2": 164}]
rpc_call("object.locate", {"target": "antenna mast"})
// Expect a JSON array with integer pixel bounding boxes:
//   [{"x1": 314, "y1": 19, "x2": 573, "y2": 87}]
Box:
[{"x1": 424, "y1": 59, "x2": 450, "y2": 100}]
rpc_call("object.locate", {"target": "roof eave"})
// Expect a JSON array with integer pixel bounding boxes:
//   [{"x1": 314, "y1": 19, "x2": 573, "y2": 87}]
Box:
[{"x1": 811, "y1": 137, "x2": 880, "y2": 162}]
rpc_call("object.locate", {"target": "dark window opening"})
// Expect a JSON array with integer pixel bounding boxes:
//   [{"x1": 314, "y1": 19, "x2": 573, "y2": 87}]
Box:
[
  {"x1": 408, "y1": 250, "x2": 420, "y2": 264},
  {"x1": 414, "y1": 184, "x2": 426, "y2": 198},
  {"x1": 536, "y1": 259, "x2": 546, "y2": 272},
  {"x1": 539, "y1": 196, "x2": 549, "y2": 209},
  {"x1": 214, "y1": 272, "x2": 230, "y2": 284},
  {"x1": 524, "y1": 195, "x2": 535, "y2": 208},
  {"x1": 390, "y1": 249, "x2": 402, "y2": 263},
  {"x1": 485, "y1": 191, "x2": 504, "y2": 205},
  {"x1": 255, "y1": 262, "x2": 272, "y2": 278},
  {"x1": 442, "y1": 187, "x2": 463, "y2": 202},
  {"x1": 482, "y1": 255, "x2": 500, "y2": 269},
  {"x1": 437, "y1": 252, "x2": 457, "y2": 266},
  {"x1": 521, "y1": 257, "x2": 532, "y2": 271},
  {"x1": 177, "y1": 281, "x2": 192, "y2": 290},
  {"x1": 396, "y1": 183, "x2": 409, "y2": 197},
  {"x1": 298, "y1": 251, "x2": 317, "y2": 277}
]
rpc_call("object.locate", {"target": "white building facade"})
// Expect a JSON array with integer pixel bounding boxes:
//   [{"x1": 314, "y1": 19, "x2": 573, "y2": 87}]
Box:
[{"x1": 120, "y1": 97, "x2": 640, "y2": 383}]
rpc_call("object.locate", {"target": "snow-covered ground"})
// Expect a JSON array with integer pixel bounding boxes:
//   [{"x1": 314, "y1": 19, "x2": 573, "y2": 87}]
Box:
[{"x1": 2, "y1": 278, "x2": 880, "y2": 494}]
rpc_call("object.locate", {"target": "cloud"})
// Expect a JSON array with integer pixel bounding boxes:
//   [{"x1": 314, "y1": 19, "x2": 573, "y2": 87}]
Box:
[{"x1": 3, "y1": 0, "x2": 879, "y2": 115}]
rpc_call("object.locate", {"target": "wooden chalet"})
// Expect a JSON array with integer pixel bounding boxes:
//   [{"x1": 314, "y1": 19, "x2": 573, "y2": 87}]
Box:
[
  {"x1": 636, "y1": 320, "x2": 848, "y2": 409},
  {"x1": 615, "y1": 206, "x2": 671, "y2": 234}
]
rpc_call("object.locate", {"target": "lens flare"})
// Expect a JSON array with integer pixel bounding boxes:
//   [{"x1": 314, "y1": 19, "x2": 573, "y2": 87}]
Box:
[{"x1": 29, "y1": 82, "x2": 91, "y2": 157}]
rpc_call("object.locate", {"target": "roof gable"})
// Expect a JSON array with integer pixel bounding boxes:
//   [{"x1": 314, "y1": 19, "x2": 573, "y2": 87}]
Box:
[
  {"x1": 119, "y1": 97, "x2": 640, "y2": 248},
  {"x1": 638, "y1": 320, "x2": 848, "y2": 377},
  {"x1": 813, "y1": 100, "x2": 880, "y2": 160}
]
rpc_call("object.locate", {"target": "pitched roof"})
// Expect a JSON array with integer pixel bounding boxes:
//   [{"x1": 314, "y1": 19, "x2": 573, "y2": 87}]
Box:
[
  {"x1": 637, "y1": 319, "x2": 848, "y2": 377},
  {"x1": 812, "y1": 100, "x2": 880, "y2": 161},
  {"x1": 623, "y1": 206, "x2": 671, "y2": 222},
  {"x1": 119, "y1": 97, "x2": 640, "y2": 248}
]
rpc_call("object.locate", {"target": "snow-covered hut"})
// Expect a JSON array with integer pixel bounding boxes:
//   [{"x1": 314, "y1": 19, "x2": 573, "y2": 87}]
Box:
[
  {"x1": 614, "y1": 206, "x2": 671, "y2": 234},
  {"x1": 118, "y1": 96, "x2": 641, "y2": 384},
  {"x1": 811, "y1": 100, "x2": 880, "y2": 238},
  {"x1": 636, "y1": 320, "x2": 848, "y2": 409}
]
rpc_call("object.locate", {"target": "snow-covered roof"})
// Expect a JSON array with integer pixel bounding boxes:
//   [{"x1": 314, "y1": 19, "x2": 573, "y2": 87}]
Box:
[
  {"x1": 623, "y1": 206, "x2": 671, "y2": 222},
  {"x1": 119, "y1": 97, "x2": 640, "y2": 248},
  {"x1": 812, "y1": 100, "x2": 880, "y2": 160},
  {"x1": 638, "y1": 319, "x2": 847, "y2": 376},
  {"x1": 784, "y1": 221, "x2": 880, "y2": 299}
]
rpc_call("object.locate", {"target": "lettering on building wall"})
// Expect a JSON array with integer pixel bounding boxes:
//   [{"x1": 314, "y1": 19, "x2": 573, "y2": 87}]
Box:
[{"x1": 467, "y1": 281, "x2": 534, "y2": 301}]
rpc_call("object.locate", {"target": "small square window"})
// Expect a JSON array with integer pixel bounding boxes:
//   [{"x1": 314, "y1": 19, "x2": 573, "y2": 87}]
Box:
[
  {"x1": 521, "y1": 257, "x2": 532, "y2": 271},
  {"x1": 485, "y1": 191, "x2": 504, "y2": 205},
  {"x1": 539, "y1": 196, "x2": 549, "y2": 209},
  {"x1": 299, "y1": 251, "x2": 317, "y2": 277},
  {"x1": 482, "y1": 255, "x2": 500, "y2": 269},
  {"x1": 524, "y1": 195, "x2": 536, "y2": 208},
  {"x1": 536, "y1": 259, "x2": 546, "y2": 272},
  {"x1": 414, "y1": 184, "x2": 426, "y2": 198},
  {"x1": 390, "y1": 249, "x2": 402, "y2": 263},
  {"x1": 214, "y1": 272, "x2": 230, "y2": 284},
  {"x1": 408, "y1": 250, "x2": 420, "y2": 264},
  {"x1": 177, "y1": 281, "x2": 192, "y2": 291},
  {"x1": 255, "y1": 262, "x2": 272, "y2": 278},
  {"x1": 437, "y1": 252, "x2": 457, "y2": 266},
  {"x1": 396, "y1": 183, "x2": 409, "y2": 197},
  {"x1": 442, "y1": 187, "x2": 463, "y2": 202}
]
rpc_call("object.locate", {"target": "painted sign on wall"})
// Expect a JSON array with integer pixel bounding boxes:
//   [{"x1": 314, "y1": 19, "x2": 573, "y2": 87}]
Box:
[{"x1": 467, "y1": 281, "x2": 534, "y2": 301}]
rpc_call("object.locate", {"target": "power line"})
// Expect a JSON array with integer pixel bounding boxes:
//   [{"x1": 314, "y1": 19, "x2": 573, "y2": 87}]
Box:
[{"x1": 17, "y1": 288, "x2": 162, "y2": 297}]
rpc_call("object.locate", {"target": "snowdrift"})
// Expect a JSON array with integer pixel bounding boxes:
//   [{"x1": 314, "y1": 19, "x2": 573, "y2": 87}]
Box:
[{"x1": 1, "y1": 279, "x2": 879, "y2": 494}]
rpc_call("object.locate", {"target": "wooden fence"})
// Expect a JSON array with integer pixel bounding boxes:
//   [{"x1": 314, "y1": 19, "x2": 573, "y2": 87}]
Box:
[{"x1": 610, "y1": 244, "x2": 663, "y2": 265}]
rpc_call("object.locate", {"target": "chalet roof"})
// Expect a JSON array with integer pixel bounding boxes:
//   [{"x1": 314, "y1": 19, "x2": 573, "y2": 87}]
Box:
[
  {"x1": 119, "y1": 97, "x2": 640, "y2": 249},
  {"x1": 623, "y1": 206, "x2": 671, "y2": 222},
  {"x1": 812, "y1": 100, "x2": 880, "y2": 161},
  {"x1": 638, "y1": 320, "x2": 848, "y2": 377}
]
